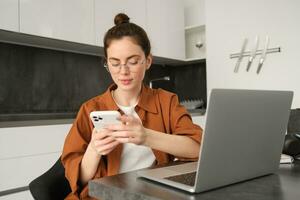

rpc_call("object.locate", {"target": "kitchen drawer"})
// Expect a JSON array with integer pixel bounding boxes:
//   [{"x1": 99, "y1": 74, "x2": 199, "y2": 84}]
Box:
[
  {"x1": 0, "y1": 190, "x2": 33, "y2": 200},
  {"x1": 0, "y1": 124, "x2": 71, "y2": 160},
  {"x1": 0, "y1": 152, "x2": 60, "y2": 192}
]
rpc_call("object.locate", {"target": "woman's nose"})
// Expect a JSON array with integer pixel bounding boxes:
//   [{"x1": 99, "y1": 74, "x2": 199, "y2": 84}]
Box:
[{"x1": 119, "y1": 64, "x2": 130, "y2": 74}]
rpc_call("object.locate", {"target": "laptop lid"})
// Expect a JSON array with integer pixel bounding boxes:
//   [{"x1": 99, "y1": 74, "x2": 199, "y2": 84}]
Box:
[{"x1": 194, "y1": 89, "x2": 293, "y2": 192}]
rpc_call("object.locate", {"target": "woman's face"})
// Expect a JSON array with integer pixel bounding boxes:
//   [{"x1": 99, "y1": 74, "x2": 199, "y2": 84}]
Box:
[{"x1": 106, "y1": 36, "x2": 152, "y2": 92}]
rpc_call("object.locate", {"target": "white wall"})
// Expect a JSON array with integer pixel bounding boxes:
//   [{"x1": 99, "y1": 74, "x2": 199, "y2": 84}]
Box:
[{"x1": 205, "y1": 0, "x2": 300, "y2": 108}]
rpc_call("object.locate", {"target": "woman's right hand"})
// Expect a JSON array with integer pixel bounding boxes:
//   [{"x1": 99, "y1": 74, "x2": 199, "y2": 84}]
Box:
[
  {"x1": 90, "y1": 128, "x2": 120, "y2": 155},
  {"x1": 80, "y1": 128, "x2": 119, "y2": 185}
]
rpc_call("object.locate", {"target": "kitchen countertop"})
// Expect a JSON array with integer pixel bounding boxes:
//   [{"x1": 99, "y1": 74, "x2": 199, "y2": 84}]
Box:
[
  {"x1": 0, "y1": 109, "x2": 205, "y2": 128},
  {"x1": 0, "y1": 118, "x2": 74, "y2": 128},
  {"x1": 188, "y1": 109, "x2": 206, "y2": 116},
  {"x1": 89, "y1": 161, "x2": 300, "y2": 200}
]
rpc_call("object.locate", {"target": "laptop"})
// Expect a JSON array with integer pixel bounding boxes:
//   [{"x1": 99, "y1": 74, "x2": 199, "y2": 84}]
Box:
[{"x1": 137, "y1": 89, "x2": 293, "y2": 193}]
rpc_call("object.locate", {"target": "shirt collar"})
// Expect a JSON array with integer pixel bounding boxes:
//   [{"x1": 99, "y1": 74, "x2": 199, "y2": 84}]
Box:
[
  {"x1": 102, "y1": 83, "x2": 158, "y2": 114},
  {"x1": 137, "y1": 84, "x2": 158, "y2": 114},
  {"x1": 102, "y1": 84, "x2": 119, "y2": 111}
]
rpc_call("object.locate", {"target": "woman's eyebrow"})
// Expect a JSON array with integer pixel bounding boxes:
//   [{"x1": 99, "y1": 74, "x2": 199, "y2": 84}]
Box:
[
  {"x1": 108, "y1": 55, "x2": 140, "y2": 61},
  {"x1": 126, "y1": 55, "x2": 140, "y2": 59}
]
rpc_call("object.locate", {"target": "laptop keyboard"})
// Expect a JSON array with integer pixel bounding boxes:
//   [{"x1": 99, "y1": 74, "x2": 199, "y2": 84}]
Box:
[{"x1": 164, "y1": 171, "x2": 196, "y2": 186}]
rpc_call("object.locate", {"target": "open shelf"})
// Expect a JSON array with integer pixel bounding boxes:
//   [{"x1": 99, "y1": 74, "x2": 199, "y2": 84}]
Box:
[
  {"x1": 185, "y1": 24, "x2": 206, "y2": 60},
  {"x1": 184, "y1": 24, "x2": 205, "y2": 31}
]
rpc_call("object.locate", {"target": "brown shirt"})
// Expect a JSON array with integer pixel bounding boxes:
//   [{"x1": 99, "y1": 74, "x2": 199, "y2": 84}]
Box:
[{"x1": 61, "y1": 84, "x2": 203, "y2": 199}]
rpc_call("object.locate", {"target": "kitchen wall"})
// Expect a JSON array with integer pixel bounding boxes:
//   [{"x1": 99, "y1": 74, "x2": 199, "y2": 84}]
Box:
[{"x1": 205, "y1": 0, "x2": 300, "y2": 108}]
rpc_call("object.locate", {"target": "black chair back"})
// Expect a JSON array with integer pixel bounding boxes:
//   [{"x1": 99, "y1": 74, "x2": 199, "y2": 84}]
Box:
[{"x1": 29, "y1": 157, "x2": 71, "y2": 200}]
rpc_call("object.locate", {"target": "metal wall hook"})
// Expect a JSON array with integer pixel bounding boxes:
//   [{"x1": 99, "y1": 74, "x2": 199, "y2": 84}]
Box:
[
  {"x1": 230, "y1": 47, "x2": 280, "y2": 59},
  {"x1": 256, "y1": 36, "x2": 270, "y2": 74},
  {"x1": 246, "y1": 36, "x2": 259, "y2": 72},
  {"x1": 233, "y1": 38, "x2": 248, "y2": 73},
  {"x1": 231, "y1": 36, "x2": 281, "y2": 74}
]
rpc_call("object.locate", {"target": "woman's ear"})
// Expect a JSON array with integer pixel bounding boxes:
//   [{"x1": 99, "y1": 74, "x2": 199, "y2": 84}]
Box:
[{"x1": 146, "y1": 54, "x2": 153, "y2": 70}]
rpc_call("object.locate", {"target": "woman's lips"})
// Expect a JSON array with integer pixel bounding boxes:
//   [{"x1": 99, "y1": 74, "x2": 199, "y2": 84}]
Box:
[{"x1": 119, "y1": 79, "x2": 132, "y2": 85}]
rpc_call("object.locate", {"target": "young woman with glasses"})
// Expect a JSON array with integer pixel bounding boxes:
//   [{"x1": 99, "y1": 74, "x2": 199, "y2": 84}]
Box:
[{"x1": 61, "y1": 13, "x2": 202, "y2": 200}]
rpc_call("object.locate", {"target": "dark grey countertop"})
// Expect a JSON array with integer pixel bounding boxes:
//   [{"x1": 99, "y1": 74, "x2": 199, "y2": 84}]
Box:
[
  {"x1": 0, "y1": 118, "x2": 74, "y2": 128},
  {"x1": 0, "y1": 110, "x2": 204, "y2": 128},
  {"x1": 188, "y1": 109, "x2": 206, "y2": 116},
  {"x1": 89, "y1": 161, "x2": 300, "y2": 200}
]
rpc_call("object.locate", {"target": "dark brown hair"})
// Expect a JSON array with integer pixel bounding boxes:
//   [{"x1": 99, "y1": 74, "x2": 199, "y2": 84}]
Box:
[{"x1": 103, "y1": 13, "x2": 151, "y2": 58}]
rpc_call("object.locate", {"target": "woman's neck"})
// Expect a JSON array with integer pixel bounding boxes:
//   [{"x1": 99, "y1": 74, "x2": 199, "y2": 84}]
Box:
[{"x1": 112, "y1": 85, "x2": 142, "y2": 107}]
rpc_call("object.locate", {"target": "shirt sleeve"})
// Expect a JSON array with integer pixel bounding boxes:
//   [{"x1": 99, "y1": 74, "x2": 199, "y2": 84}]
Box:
[
  {"x1": 61, "y1": 104, "x2": 93, "y2": 195},
  {"x1": 169, "y1": 94, "x2": 203, "y2": 160}
]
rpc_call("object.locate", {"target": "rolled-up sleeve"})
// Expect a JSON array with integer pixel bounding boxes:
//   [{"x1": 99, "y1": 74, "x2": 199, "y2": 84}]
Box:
[
  {"x1": 169, "y1": 94, "x2": 203, "y2": 153},
  {"x1": 61, "y1": 104, "x2": 91, "y2": 195}
]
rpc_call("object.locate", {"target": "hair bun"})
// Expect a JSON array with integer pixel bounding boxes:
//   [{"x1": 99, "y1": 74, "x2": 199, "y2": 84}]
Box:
[{"x1": 114, "y1": 13, "x2": 130, "y2": 25}]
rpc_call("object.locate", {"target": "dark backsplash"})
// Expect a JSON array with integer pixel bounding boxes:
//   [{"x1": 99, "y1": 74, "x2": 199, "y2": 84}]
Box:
[
  {"x1": 145, "y1": 61, "x2": 207, "y2": 105},
  {"x1": 0, "y1": 42, "x2": 206, "y2": 121}
]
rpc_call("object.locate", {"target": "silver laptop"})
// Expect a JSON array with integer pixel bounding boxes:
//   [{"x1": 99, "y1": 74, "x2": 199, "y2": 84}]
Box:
[{"x1": 138, "y1": 89, "x2": 293, "y2": 193}]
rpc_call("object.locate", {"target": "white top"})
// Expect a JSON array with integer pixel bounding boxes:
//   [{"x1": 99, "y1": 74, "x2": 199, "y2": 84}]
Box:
[{"x1": 116, "y1": 102, "x2": 156, "y2": 174}]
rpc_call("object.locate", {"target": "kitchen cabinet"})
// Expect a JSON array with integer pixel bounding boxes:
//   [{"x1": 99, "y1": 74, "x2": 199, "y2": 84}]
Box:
[
  {"x1": 0, "y1": 0, "x2": 19, "y2": 32},
  {"x1": 185, "y1": 25, "x2": 206, "y2": 60},
  {"x1": 184, "y1": 0, "x2": 206, "y2": 60},
  {"x1": 95, "y1": 0, "x2": 147, "y2": 47},
  {"x1": 95, "y1": 0, "x2": 185, "y2": 60},
  {"x1": 146, "y1": 0, "x2": 185, "y2": 60},
  {"x1": 0, "y1": 124, "x2": 71, "y2": 192},
  {"x1": 19, "y1": 0, "x2": 95, "y2": 45}
]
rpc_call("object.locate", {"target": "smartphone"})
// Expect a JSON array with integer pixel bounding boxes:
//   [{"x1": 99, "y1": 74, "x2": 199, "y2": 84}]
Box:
[{"x1": 90, "y1": 111, "x2": 121, "y2": 131}]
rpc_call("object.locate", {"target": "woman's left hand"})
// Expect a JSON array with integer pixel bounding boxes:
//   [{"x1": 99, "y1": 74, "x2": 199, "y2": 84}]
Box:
[{"x1": 104, "y1": 115, "x2": 148, "y2": 145}]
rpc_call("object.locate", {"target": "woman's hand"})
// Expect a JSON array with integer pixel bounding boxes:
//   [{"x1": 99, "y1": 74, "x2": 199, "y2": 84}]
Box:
[
  {"x1": 105, "y1": 115, "x2": 148, "y2": 145},
  {"x1": 90, "y1": 128, "x2": 120, "y2": 155}
]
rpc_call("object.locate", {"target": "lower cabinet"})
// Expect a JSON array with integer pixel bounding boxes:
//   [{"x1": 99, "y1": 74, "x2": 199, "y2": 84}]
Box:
[
  {"x1": 0, "y1": 124, "x2": 71, "y2": 192},
  {"x1": 0, "y1": 190, "x2": 34, "y2": 200}
]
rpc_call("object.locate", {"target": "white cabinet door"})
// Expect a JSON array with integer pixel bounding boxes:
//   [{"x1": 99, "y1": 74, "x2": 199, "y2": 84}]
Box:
[
  {"x1": 0, "y1": 124, "x2": 71, "y2": 191},
  {"x1": 19, "y1": 0, "x2": 95, "y2": 45},
  {"x1": 95, "y1": 0, "x2": 147, "y2": 47},
  {"x1": 184, "y1": 0, "x2": 205, "y2": 27},
  {"x1": 146, "y1": 0, "x2": 185, "y2": 60},
  {"x1": 184, "y1": 0, "x2": 206, "y2": 60},
  {"x1": 0, "y1": 0, "x2": 19, "y2": 32}
]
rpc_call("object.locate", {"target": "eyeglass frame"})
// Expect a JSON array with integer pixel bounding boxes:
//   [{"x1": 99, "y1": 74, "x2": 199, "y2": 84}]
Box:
[{"x1": 104, "y1": 57, "x2": 146, "y2": 73}]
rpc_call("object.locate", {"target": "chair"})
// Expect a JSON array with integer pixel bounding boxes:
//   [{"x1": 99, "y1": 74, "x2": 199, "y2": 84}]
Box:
[
  {"x1": 283, "y1": 108, "x2": 300, "y2": 158},
  {"x1": 29, "y1": 157, "x2": 71, "y2": 200}
]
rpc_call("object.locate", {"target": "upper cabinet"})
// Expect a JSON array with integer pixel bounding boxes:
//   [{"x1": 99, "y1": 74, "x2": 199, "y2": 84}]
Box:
[
  {"x1": 95, "y1": 0, "x2": 185, "y2": 60},
  {"x1": 184, "y1": 0, "x2": 206, "y2": 60},
  {"x1": 19, "y1": 0, "x2": 95, "y2": 45},
  {"x1": 95, "y1": 0, "x2": 147, "y2": 47},
  {"x1": 146, "y1": 0, "x2": 185, "y2": 60},
  {"x1": 0, "y1": 0, "x2": 19, "y2": 32},
  {"x1": 1, "y1": 0, "x2": 186, "y2": 60}
]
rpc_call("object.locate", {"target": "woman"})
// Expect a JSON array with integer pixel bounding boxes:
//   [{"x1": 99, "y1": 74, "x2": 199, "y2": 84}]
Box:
[{"x1": 61, "y1": 13, "x2": 202, "y2": 199}]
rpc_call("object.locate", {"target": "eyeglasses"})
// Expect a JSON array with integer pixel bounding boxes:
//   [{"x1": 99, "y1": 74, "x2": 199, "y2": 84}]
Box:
[{"x1": 104, "y1": 57, "x2": 146, "y2": 73}]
